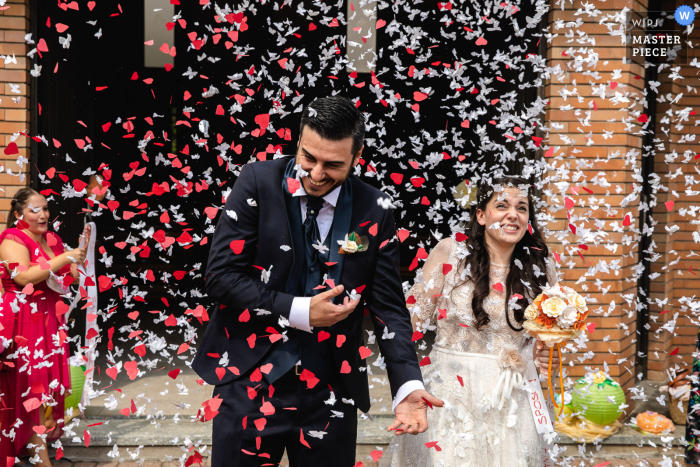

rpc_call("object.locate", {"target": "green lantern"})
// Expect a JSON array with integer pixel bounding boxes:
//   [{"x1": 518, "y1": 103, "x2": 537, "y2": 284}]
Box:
[
  {"x1": 64, "y1": 365, "x2": 86, "y2": 413},
  {"x1": 570, "y1": 375, "x2": 625, "y2": 426}
]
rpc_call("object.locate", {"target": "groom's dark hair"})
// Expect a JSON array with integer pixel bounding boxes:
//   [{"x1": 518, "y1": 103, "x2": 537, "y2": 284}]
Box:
[{"x1": 299, "y1": 96, "x2": 366, "y2": 156}]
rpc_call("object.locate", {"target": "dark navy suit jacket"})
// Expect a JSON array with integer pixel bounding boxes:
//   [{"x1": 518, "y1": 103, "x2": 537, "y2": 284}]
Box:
[{"x1": 192, "y1": 156, "x2": 422, "y2": 412}]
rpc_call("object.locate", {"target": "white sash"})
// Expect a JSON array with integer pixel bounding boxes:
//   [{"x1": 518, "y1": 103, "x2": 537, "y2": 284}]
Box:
[
  {"x1": 64, "y1": 223, "x2": 98, "y2": 406},
  {"x1": 523, "y1": 339, "x2": 556, "y2": 466},
  {"x1": 524, "y1": 340, "x2": 555, "y2": 434}
]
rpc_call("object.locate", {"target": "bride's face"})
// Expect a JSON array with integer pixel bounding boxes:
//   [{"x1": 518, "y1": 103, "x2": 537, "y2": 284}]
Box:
[{"x1": 476, "y1": 187, "x2": 529, "y2": 249}]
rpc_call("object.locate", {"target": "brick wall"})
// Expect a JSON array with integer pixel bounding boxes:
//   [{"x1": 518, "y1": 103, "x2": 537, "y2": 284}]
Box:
[
  {"x1": 646, "y1": 0, "x2": 700, "y2": 381},
  {"x1": 0, "y1": 0, "x2": 30, "y2": 224},
  {"x1": 543, "y1": 0, "x2": 650, "y2": 403}
]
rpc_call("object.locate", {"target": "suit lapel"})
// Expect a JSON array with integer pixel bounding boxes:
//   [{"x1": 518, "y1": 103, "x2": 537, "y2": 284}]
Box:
[
  {"x1": 282, "y1": 159, "x2": 305, "y2": 295},
  {"x1": 327, "y1": 179, "x2": 353, "y2": 301}
]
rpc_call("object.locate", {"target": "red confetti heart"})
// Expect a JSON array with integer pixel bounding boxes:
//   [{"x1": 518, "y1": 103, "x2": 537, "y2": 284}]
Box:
[
  {"x1": 359, "y1": 346, "x2": 372, "y2": 359},
  {"x1": 106, "y1": 367, "x2": 118, "y2": 380},
  {"x1": 3, "y1": 142, "x2": 18, "y2": 155},
  {"x1": 254, "y1": 113, "x2": 270, "y2": 129},
  {"x1": 369, "y1": 223, "x2": 378, "y2": 236},
  {"x1": 230, "y1": 240, "x2": 245, "y2": 254},
  {"x1": 413, "y1": 91, "x2": 428, "y2": 102},
  {"x1": 287, "y1": 177, "x2": 300, "y2": 194}
]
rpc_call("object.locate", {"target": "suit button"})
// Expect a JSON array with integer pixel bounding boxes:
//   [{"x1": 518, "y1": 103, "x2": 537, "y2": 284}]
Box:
[{"x1": 310, "y1": 267, "x2": 316, "y2": 273}]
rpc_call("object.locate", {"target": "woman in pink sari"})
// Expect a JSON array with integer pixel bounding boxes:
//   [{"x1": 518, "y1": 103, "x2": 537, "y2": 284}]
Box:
[{"x1": 0, "y1": 187, "x2": 90, "y2": 466}]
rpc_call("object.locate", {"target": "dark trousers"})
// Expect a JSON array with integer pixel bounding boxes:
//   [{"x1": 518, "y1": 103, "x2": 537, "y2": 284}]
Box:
[{"x1": 211, "y1": 365, "x2": 359, "y2": 467}]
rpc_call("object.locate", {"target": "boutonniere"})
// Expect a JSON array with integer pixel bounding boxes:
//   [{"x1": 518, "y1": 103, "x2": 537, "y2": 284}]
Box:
[{"x1": 338, "y1": 232, "x2": 369, "y2": 254}]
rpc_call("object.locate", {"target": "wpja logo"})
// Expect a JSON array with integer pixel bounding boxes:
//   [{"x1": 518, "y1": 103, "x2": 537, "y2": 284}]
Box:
[{"x1": 675, "y1": 5, "x2": 695, "y2": 26}]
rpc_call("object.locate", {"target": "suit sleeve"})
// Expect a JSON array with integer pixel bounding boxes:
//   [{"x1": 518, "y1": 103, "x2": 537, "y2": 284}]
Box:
[
  {"x1": 204, "y1": 164, "x2": 295, "y2": 320},
  {"x1": 366, "y1": 205, "x2": 423, "y2": 398}
]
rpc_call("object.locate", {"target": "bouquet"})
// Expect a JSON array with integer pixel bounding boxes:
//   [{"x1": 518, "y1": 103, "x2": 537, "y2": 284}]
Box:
[{"x1": 523, "y1": 284, "x2": 589, "y2": 415}]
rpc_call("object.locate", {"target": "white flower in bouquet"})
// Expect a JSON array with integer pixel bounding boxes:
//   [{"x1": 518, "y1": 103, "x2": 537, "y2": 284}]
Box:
[
  {"x1": 542, "y1": 296, "x2": 567, "y2": 318},
  {"x1": 524, "y1": 304, "x2": 539, "y2": 321},
  {"x1": 556, "y1": 305, "x2": 578, "y2": 329},
  {"x1": 543, "y1": 284, "x2": 567, "y2": 300},
  {"x1": 566, "y1": 291, "x2": 587, "y2": 313}
]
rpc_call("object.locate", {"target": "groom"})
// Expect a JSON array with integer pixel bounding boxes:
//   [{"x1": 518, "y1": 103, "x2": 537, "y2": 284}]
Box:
[{"x1": 193, "y1": 96, "x2": 442, "y2": 466}]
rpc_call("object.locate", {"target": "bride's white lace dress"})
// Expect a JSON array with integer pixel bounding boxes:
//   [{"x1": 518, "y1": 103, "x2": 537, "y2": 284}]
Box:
[{"x1": 380, "y1": 236, "x2": 558, "y2": 467}]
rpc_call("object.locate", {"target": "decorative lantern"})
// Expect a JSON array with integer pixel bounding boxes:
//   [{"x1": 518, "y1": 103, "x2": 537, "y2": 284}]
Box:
[
  {"x1": 570, "y1": 371, "x2": 625, "y2": 426},
  {"x1": 64, "y1": 364, "x2": 86, "y2": 413}
]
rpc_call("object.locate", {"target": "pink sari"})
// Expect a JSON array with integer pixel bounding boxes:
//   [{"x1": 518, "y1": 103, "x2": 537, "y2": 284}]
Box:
[{"x1": 0, "y1": 227, "x2": 73, "y2": 459}]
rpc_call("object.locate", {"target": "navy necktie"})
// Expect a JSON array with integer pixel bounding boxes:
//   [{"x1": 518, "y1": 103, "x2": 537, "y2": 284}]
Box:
[
  {"x1": 262, "y1": 195, "x2": 326, "y2": 385},
  {"x1": 304, "y1": 196, "x2": 325, "y2": 260}
]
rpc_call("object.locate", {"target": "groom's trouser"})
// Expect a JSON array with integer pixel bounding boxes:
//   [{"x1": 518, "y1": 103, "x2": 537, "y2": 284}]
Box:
[{"x1": 211, "y1": 364, "x2": 359, "y2": 467}]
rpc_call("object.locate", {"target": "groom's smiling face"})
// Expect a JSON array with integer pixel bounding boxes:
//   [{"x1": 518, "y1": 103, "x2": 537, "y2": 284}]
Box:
[{"x1": 295, "y1": 127, "x2": 363, "y2": 198}]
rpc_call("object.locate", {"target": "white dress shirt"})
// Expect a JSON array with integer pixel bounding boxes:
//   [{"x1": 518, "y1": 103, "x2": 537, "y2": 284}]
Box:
[{"x1": 287, "y1": 182, "x2": 424, "y2": 411}]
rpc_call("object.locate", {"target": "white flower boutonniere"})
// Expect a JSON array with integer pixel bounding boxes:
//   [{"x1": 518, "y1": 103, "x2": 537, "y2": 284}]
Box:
[{"x1": 337, "y1": 232, "x2": 369, "y2": 254}]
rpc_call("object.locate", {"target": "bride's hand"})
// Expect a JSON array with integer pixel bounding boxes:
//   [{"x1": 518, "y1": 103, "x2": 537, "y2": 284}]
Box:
[
  {"x1": 533, "y1": 340, "x2": 559, "y2": 374},
  {"x1": 387, "y1": 389, "x2": 444, "y2": 436}
]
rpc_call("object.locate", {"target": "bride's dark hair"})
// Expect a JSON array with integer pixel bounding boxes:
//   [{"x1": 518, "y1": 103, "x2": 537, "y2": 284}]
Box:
[{"x1": 454, "y1": 177, "x2": 550, "y2": 332}]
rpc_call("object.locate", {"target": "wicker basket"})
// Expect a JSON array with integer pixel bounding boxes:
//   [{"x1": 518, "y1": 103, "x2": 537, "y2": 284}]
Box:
[{"x1": 670, "y1": 395, "x2": 689, "y2": 425}]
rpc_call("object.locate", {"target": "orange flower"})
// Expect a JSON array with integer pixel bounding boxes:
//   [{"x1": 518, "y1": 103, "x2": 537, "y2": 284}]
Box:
[
  {"x1": 533, "y1": 293, "x2": 549, "y2": 310},
  {"x1": 536, "y1": 313, "x2": 556, "y2": 329},
  {"x1": 572, "y1": 310, "x2": 590, "y2": 331}
]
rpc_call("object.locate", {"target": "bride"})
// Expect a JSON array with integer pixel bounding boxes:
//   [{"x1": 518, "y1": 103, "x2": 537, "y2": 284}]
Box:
[{"x1": 381, "y1": 178, "x2": 561, "y2": 467}]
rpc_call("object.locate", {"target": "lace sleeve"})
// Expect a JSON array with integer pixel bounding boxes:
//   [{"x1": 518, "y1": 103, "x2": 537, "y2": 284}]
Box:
[{"x1": 406, "y1": 238, "x2": 452, "y2": 326}]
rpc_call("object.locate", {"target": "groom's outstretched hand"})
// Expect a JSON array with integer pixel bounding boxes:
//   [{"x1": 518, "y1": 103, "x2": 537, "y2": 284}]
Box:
[
  {"x1": 388, "y1": 389, "x2": 444, "y2": 436},
  {"x1": 309, "y1": 285, "x2": 360, "y2": 327}
]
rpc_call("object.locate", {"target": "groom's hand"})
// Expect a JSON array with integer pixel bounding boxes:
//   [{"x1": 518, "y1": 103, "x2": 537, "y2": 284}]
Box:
[
  {"x1": 388, "y1": 389, "x2": 444, "y2": 436},
  {"x1": 309, "y1": 285, "x2": 360, "y2": 327}
]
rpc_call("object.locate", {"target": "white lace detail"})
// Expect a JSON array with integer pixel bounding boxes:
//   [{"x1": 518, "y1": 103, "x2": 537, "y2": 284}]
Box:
[{"x1": 382, "y1": 237, "x2": 559, "y2": 467}]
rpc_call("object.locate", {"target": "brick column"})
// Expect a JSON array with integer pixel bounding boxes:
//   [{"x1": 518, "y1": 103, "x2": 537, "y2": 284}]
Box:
[
  {"x1": 646, "y1": 0, "x2": 700, "y2": 381},
  {"x1": 0, "y1": 0, "x2": 30, "y2": 223},
  {"x1": 543, "y1": 0, "x2": 648, "y2": 401}
]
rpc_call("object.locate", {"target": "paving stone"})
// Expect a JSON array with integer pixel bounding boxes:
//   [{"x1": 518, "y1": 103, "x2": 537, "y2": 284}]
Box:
[{"x1": 116, "y1": 463, "x2": 161, "y2": 467}]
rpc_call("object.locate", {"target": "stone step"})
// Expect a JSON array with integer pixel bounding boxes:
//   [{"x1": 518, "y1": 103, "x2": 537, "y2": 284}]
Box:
[{"x1": 55, "y1": 416, "x2": 685, "y2": 464}]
